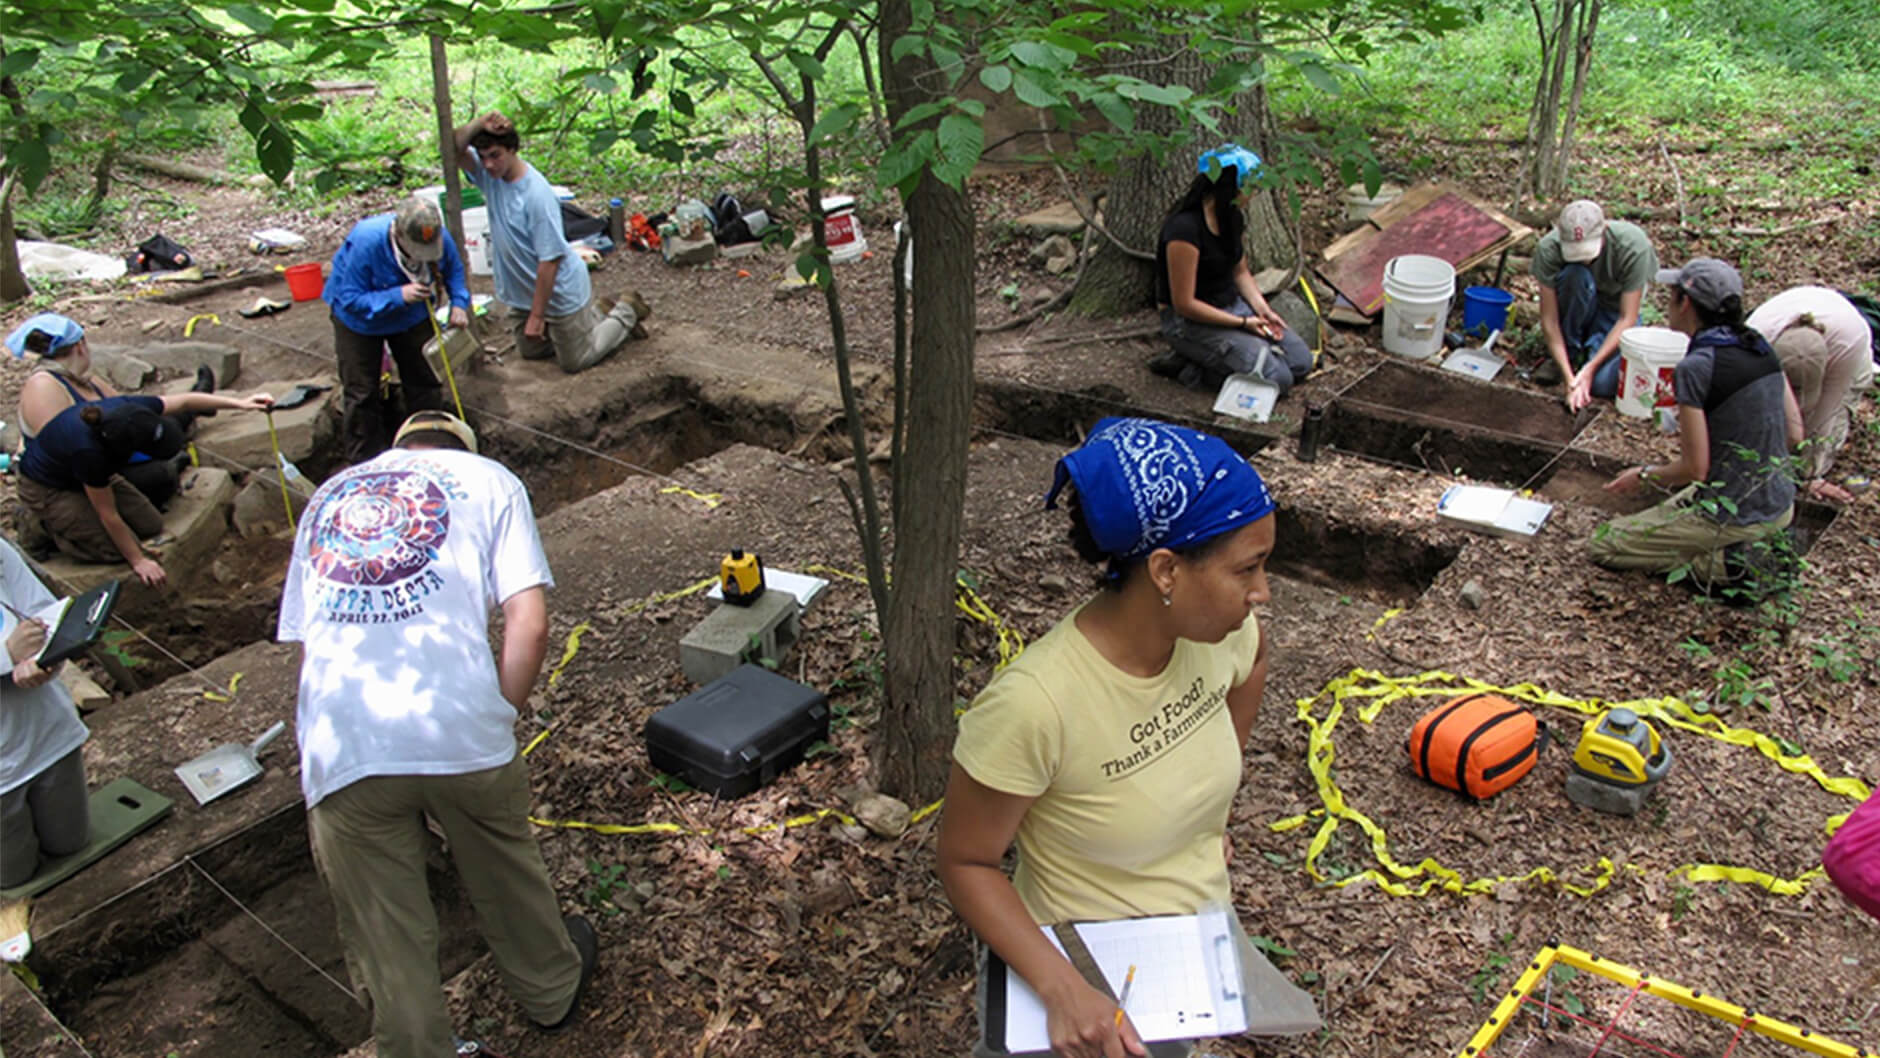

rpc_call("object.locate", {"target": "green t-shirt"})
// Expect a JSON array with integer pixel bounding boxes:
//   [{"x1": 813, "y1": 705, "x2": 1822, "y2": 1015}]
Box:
[{"x1": 1531, "y1": 219, "x2": 1658, "y2": 316}]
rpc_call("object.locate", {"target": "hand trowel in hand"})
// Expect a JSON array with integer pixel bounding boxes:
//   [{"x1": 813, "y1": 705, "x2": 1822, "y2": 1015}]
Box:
[{"x1": 175, "y1": 721, "x2": 288, "y2": 806}]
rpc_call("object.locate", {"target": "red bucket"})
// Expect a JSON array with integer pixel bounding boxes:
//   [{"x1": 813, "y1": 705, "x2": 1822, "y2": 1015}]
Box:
[{"x1": 284, "y1": 262, "x2": 324, "y2": 302}]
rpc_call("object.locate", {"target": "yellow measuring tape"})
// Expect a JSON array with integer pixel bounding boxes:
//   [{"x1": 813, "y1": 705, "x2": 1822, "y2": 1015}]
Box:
[
  {"x1": 425, "y1": 309, "x2": 468, "y2": 422},
  {"x1": 658, "y1": 485, "x2": 722, "y2": 508},
  {"x1": 263, "y1": 410, "x2": 297, "y2": 530},
  {"x1": 200, "y1": 671, "x2": 245, "y2": 702},
  {"x1": 1272, "y1": 669, "x2": 1871, "y2": 898}
]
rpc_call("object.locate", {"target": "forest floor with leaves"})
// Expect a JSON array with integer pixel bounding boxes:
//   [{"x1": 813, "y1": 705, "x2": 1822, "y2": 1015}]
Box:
[{"x1": 2, "y1": 125, "x2": 1877, "y2": 1058}]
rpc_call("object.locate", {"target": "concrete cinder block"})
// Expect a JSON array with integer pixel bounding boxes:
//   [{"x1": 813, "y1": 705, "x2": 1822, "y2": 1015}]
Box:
[
  {"x1": 185, "y1": 375, "x2": 338, "y2": 470},
  {"x1": 680, "y1": 590, "x2": 801, "y2": 685}
]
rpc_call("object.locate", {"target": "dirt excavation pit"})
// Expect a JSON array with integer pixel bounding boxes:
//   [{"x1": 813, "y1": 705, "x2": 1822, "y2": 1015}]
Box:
[{"x1": 1325, "y1": 359, "x2": 1592, "y2": 484}]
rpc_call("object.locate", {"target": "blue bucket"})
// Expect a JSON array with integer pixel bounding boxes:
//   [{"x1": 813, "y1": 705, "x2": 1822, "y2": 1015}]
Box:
[{"x1": 1461, "y1": 286, "x2": 1514, "y2": 334}]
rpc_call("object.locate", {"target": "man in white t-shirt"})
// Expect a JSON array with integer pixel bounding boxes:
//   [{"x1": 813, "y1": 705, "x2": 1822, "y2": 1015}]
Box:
[
  {"x1": 278, "y1": 411, "x2": 596, "y2": 1058},
  {"x1": 452, "y1": 111, "x2": 650, "y2": 374}
]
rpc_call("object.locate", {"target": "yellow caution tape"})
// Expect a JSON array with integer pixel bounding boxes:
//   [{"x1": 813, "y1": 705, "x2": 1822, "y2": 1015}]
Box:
[
  {"x1": 200, "y1": 671, "x2": 244, "y2": 702},
  {"x1": 1276, "y1": 669, "x2": 1870, "y2": 898},
  {"x1": 264, "y1": 411, "x2": 296, "y2": 530},
  {"x1": 182, "y1": 314, "x2": 220, "y2": 337},
  {"x1": 616, "y1": 576, "x2": 717, "y2": 618},
  {"x1": 1365, "y1": 607, "x2": 1403, "y2": 642},
  {"x1": 520, "y1": 727, "x2": 554, "y2": 757},
  {"x1": 546, "y1": 621, "x2": 590, "y2": 689},
  {"x1": 954, "y1": 577, "x2": 1025, "y2": 672},
  {"x1": 657, "y1": 485, "x2": 721, "y2": 508},
  {"x1": 1296, "y1": 274, "x2": 1326, "y2": 365}
]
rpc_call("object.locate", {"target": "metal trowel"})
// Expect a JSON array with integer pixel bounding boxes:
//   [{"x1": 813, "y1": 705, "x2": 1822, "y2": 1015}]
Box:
[
  {"x1": 175, "y1": 721, "x2": 287, "y2": 806},
  {"x1": 1440, "y1": 328, "x2": 1506, "y2": 382}
]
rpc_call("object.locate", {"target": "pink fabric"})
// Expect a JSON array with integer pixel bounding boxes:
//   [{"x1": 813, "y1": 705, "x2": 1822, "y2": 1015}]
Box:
[{"x1": 1823, "y1": 791, "x2": 1880, "y2": 921}]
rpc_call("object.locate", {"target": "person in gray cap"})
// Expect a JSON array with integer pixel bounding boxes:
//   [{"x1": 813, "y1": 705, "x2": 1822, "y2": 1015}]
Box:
[
  {"x1": 1589, "y1": 257, "x2": 1803, "y2": 592},
  {"x1": 325, "y1": 196, "x2": 472, "y2": 465},
  {"x1": 1530, "y1": 199, "x2": 1658, "y2": 410}
]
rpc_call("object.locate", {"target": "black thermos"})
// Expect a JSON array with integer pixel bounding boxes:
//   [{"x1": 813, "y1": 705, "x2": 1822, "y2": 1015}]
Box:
[{"x1": 1296, "y1": 403, "x2": 1326, "y2": 462}]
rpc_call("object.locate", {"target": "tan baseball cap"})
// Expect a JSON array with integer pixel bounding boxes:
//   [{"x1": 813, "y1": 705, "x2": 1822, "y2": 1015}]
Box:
[
  {"x1": 1555, "y1": 200, "x2": 1607, "y2": 263},
  {"x1": 393, "y1": 411, "x2": 478, "y2": 454},
  {"x1": 394, "y1": 196, "x2": 446, "y2": 263}
]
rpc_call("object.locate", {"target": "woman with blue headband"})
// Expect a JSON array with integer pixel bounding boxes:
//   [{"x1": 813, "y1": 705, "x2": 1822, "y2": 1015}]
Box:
[
  {"x1": 1149, "y1": 144, "x2": 1313, "y2": 398},
  {"x1": 938, "y1": 419, "x2": 1318, "y2": 1058}
]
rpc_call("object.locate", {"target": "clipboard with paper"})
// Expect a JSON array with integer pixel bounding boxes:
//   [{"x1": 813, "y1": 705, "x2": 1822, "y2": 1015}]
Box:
[
  {"x1": 987, "y1": 908, "x2": 1253, "y2": 1052},
  {"x1": 8, "y1": 581, "x2": 120, "y2": 668}
]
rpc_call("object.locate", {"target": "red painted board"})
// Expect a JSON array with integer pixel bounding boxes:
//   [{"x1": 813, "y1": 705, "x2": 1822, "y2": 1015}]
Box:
[{"x1": 1319, "y1": 192, "x2": 1510, "y2": 315}]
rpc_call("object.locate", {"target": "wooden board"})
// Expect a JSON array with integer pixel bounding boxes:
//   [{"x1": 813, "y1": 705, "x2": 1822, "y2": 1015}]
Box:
[{"x1": 1318, "y1": 184, "x2": 1534, "y2": 320}]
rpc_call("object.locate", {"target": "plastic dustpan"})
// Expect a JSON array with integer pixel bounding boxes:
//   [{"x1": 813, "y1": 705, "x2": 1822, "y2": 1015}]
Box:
[
  {"x1": 1213, "y1": 373, "x2": 1280, "y2": 423},
  {"x1": 175, "y1": 721, "x2": 287, "y2": 806},
  {"x1": 1441, "y1": 328, "x2": 1505, "y2": 382}
]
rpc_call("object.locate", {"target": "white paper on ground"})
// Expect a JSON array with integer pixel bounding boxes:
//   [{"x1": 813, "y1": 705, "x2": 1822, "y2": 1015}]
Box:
[{"x1": 705, "y1": 567, "x2": 829, "y2": 609}]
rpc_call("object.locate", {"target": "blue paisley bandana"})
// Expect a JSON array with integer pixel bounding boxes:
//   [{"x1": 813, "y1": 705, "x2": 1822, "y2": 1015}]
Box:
[{"x1": 1044, "y1": 417, "x2": 1274, "y2": 560}]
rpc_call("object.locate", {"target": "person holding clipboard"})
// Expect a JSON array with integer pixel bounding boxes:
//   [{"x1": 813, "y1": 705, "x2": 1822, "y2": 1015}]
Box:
[
  {"x1": 937, "y1": 418, "x2": 1318, "y2": 1058},
  {"x1": 0, "y1": 538, "x2": 91, "y2": 889}
]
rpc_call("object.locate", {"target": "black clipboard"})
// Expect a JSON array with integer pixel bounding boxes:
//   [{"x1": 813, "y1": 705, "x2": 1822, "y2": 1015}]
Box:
[{"x1": 37, "y1": 580, "x2": 120, "y2": 666}]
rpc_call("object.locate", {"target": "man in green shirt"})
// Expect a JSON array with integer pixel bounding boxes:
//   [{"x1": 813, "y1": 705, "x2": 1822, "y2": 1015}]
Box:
[{"x1": 1531, "y1": 199, "x2": 1659, "y2": 410}]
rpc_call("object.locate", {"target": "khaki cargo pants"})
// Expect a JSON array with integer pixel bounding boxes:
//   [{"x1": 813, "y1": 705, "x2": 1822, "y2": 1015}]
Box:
[
  {"x1": 504, "y1": 296, "x2": 639, "y2": 375},
  {"x1": 1585, "y1": 485, "x2": 1794, "y2": 586},
  {"x1": 308, "y1": 756, "x2": 580, "y2": 1058}
]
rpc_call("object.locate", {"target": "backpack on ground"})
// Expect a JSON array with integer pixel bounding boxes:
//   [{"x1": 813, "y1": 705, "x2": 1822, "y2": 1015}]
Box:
[{"x1": 1406, "y1": 693, "x2": 1548, "y2": 799}]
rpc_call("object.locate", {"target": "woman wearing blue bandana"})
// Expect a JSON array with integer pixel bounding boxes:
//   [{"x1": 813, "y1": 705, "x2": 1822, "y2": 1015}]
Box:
[
  {"x1": 1150, "y1": 144, "x2": 1313, "y2": 397},
  {"x1": 939, "y1": 419, "x2": 1318, "y2": 1058}
]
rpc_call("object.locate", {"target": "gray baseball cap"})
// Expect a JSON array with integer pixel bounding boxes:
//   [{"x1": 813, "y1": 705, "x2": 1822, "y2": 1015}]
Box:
[{"x1": 1654, "y1": 257, "x2": 1743, "y2": 312}]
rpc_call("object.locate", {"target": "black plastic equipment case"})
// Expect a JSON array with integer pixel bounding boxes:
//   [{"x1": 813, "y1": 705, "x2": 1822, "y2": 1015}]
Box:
[{"x1": 643, "y1": 664, "x2": 829, "y2": 798}]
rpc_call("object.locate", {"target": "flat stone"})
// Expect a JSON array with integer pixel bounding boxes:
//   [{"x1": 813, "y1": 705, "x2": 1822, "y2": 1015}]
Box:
[
  {"x1": 663, "y1": 234, "x2": 718, "y2": 266},
  {"x1": 182, "y1": 374, "x2": 339, "y2": 470},
  {"x1": 58, "y1": 666, "x2": 112, "y2": 711},
  {"x1": 91, "y1": 340, "x2": 241, "y2": 388},
  {"x1": 1013, "y1": 201, "x2": 1087, "y2": 236},
  {"x1": 1267, "y1": 290, "x2": 1321, "y2": 347},
  {"x1": 93, "y1": 351, "x2": 156, "y2": 390},
  {"x1": 35, "y1": 466, "x2": 237, "y2": 603},
  {"x1": 853, "y1": 793, "x2": 911, "y2": 838},
  {"x1": 232, "y1": 467, "x2": 317, "y2": 539},
  {"x1": 1459, "y1": 578, "x2": 1486, "y2": 610},
  {"x1": 1029, "y1": 233, "x2": 1075, "y2": 266}
]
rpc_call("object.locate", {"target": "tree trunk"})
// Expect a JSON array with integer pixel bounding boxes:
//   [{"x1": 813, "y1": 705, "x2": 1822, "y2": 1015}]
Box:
[
  {"x1": 0, "y1": 172, "x2": 30, "y2": 304},
  {"x1": 1525, "y1": 0, "x2": 1599, "y2": 199},
  {"x1": 875, "y1": 0, "x2": 976, "y2": 804},
  {"x1": 430, "y1": 34, "x2": 466, "y2": 250},
  {"x1": 1072, "y1": 46, "x2": 1289, "y2": 316}
]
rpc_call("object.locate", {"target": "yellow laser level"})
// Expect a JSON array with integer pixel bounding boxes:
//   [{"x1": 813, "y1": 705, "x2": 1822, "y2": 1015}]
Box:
[
  {"x1": 720, "y1": 549, "x2": 765, "y2": 607},
  {"x1": 1570, "y1": 709, "x2": 1672, "y2": 787}
]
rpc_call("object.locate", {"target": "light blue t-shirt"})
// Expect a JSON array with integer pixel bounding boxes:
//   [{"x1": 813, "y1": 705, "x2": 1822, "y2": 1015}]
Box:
[{"x1": 466, "y1": 155, "x2": 590, "y2": 318}]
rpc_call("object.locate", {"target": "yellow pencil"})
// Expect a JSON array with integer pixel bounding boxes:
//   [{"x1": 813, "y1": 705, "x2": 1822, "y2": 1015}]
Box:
[{"x1": 1113, "y1": 964, "x2": 1137, "y2": 1029}]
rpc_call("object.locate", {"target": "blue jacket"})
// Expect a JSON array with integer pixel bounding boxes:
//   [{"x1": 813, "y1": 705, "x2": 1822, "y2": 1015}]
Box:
[{"x1": 323, "y1": 213, "x2": 471, "y2": 337}]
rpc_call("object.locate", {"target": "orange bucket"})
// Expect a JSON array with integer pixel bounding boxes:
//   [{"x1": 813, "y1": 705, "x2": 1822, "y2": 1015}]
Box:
[{"x1": 283, "y1": 262, "x2": 324, "y2": 302}]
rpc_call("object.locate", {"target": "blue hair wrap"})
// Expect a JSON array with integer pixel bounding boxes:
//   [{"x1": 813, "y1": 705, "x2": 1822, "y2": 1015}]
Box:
[
  {"x1": 5, "y1": 313, "x2": 85, "y2": 358},
  {"x1": 1044, "y1": 417, "x2": 1274, "y2": 561},
  {"x1": 1197, "y1": 143, "x2": 1263, "y2": 190}
]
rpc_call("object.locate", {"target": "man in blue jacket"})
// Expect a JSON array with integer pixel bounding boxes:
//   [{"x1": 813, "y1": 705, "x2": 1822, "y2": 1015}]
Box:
[{"x1": 324, "y1": 197, "x2": 472, "y2": 464}]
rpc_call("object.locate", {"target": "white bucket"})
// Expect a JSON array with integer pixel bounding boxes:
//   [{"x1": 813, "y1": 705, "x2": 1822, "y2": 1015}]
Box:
[
  {"x1": 460, "y1": 206, "x2": 492, "y2": 276},
  {"x1": 1615, "y1": 327, "x2": 1690, "y2": 419},
  {"x1": 1380, "y1": 254, "x2": 1456, "y2": 360},
  {"x1": 1343, "y1": 182, "x2": 1403, "y2": 224}
]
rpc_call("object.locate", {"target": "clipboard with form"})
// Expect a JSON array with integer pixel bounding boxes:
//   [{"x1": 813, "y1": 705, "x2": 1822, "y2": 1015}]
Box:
[{"x1": 989, "y1": 907, "x2": 1246, "y2": 1052}]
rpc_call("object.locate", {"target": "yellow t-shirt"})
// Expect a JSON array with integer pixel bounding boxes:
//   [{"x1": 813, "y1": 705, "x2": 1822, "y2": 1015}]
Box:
[{"x1": 953, "y1": 603, "x2": 1261, "y2": 925}]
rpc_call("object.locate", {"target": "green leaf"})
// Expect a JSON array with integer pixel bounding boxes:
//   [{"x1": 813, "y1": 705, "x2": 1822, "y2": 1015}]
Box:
[
  {"x1": 1011, "y1": 68, "x2": 1062, "y2": 108},
  {"x1": 1010, "y1": 40, "x2": 1074, "y2": 71},
  {"x1": 1300, "y1": 61, "x2": 1342, "y2": 96},
  {"x1": 929, "y1": 42, "x2": 961, "y2": 83},
  {"x1": 589, "y1": 129, "x2": 618, "y2": 155},
  {"x1": 0, "y1": 49, "x2": 41, "y2": 79},
  {"x1": 1090, "y1": 91, "x2": 1135, "y2": 132},
  {"x1": 978, "y1": 64, "x2": 1012, "y2": 93},
  {"x1": 591, "y1": 0, "x2": 626, "y2": 40},
  {"x1": 583, "y1": 73, "x2": 617, "y2": 94},
  {"x1": 807, "y1": 102, "x2": 860, "y2": 148},
  {"x1": 254, "y1": 121, "x2": 294, "y2": 184},
  {"x1": 876, "y1": 129, "x2": 934, "y2": 193},
  {"x1": 932, "y1": 112, "x2": 983, "y2": 188},
  {"x1": 890, "y1": 34, "x2": 926, "y2": 63},
  {"x1": 671, "y1": 88, "x2": 695, "y2": 118},
  {"x1": 224, "y1": 4, "x2": 276, "y2": 33},
  {"x1": 892, "y1": 100, "x2": 948, "y2": 131},
  {"x1": 786, "y1": 51, "x2": 825, "y2": 79},
  {"x1": 9, "y1": 135, "x2": 52, "y2": 193}
]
